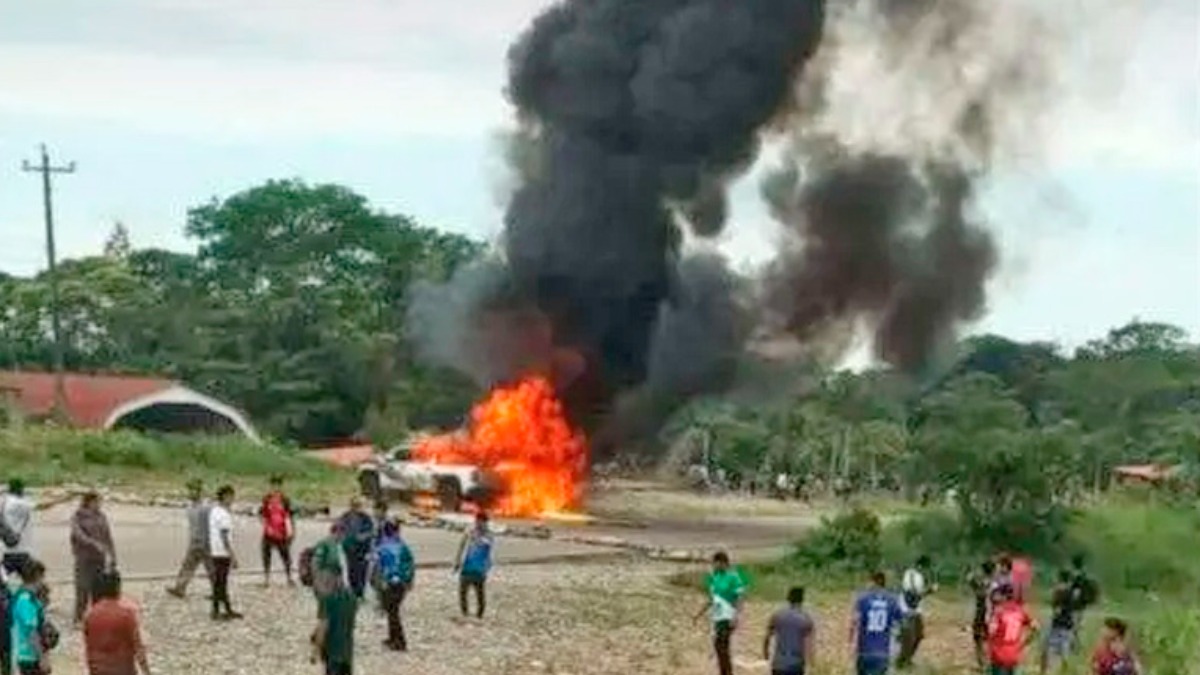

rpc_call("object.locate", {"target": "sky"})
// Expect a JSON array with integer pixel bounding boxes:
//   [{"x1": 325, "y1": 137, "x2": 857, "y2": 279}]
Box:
[{"x1": 0, "y1": 0, "x2": 1196, "y2": 356}]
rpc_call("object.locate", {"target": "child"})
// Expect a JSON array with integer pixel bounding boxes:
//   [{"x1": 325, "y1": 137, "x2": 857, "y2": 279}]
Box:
[
  {"x1": 1092, "y1": 618, "x2": 1141, "y2": 675},
  {"x1": 11, "y1": 559, "x2": 53, "y2": 675}
]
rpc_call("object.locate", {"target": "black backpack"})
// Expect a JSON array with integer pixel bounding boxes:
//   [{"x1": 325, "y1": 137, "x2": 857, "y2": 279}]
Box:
[
  {"x1": 1072, "y1": 573, "x2": 1099, "y2": 609},
  {"x1": 298, "y1": 546, "x2": 316, "y2": 588}
]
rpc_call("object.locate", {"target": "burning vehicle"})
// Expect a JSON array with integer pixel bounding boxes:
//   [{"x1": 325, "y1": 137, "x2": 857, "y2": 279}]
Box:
[
  {"x1": 359, "y1": 376, "x2": 589, "y2": 518},
  {"x1": 356, "y1": 431, "x2": 499, "y2": 513}
]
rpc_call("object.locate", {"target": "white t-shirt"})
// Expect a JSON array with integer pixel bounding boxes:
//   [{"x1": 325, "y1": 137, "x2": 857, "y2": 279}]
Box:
[
  {"x1": 1, "y1": 495, "x2": 34, "y2": 555},
  {"x1": 208, "y1": 505, "x2": 234, "y2": 558}
]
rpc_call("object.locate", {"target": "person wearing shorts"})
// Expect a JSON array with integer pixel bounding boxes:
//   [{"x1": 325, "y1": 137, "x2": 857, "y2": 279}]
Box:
[{"x1": 1041, "y1": 570, "x2": 1076, "y2": 674}]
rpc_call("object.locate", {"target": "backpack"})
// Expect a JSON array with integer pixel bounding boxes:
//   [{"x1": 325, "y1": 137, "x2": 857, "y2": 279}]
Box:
[
  {"x1": 375, "y1": 541, "x2": 409, "y2": 586},
  {"x1": 299, "y1": 546, "x2": 316, "y2": 587},
  {"x1": 0, "y1": 498, "x2": 21, "y2": 548},
  {"x1": 1072, "y1": 572, "x2": 1099, "y2": 609}
]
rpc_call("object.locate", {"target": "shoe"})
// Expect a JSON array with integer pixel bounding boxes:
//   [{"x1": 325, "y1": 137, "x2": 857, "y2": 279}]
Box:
[
  {"x1": 166, "y1": 587, "x2": 185, "y2": 599},
  {"x1": 225, "y1": 611, "x2": 244, "y2": 620}
]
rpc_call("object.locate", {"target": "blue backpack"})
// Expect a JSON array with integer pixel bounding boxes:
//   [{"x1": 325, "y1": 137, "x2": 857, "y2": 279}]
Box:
[
  {"x1": 462, "y1": 534, "x2": 493, "y2": 577},
  {"x1": 375, "y1": 540, "x2": 412, "y2": 586}
]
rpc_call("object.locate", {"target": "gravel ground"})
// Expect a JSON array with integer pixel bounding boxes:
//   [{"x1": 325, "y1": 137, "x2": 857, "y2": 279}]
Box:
[{"x1": 41, "y1": 560, "x2": 979, "y2": 675}]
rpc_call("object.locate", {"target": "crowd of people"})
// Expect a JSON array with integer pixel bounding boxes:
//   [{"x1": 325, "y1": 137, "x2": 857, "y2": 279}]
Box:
[
  {"x1": 704, "y1": 551, "x2": 1141, "y2": 675},
  {"x1": 0, "y1": 474, "x2": 1151, "y2": 675},
  {"x1": 0, "y1": 476, "x2": 496, "y2": 675}
]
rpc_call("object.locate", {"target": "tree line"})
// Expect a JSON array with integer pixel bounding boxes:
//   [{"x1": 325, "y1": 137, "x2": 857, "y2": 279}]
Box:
[
  {"x1": 0, "y1": 180, "x2": 483, "y2": 445},
  {"x1": 666, "y1": 321, "x2": 1200, "y2": 519}
]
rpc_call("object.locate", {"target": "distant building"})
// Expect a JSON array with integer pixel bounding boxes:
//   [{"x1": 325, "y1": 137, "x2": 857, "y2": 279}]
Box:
[{"x1": 0, "y1": 371, "x2": 261, "y2": 444}]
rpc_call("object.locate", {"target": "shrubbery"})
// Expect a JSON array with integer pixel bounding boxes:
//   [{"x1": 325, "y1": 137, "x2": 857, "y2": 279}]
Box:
[
  {"x1": 0, "y1": 427, "x2": 350, "y2": 502},
  {"x1": 790, "y1": 507, "x2": 883, "y2": 575}
]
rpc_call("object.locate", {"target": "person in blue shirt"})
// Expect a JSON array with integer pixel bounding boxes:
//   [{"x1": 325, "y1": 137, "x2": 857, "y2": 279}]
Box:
[
  {"x1": 848, "y1": 570, "x2": 906, "y2": 675},
  {"x1": 371, "y1": 518, "x2": 414, "y2": 651},
  {"x1": 453, "y1": 511, "x2": 494, "y2": 619}
]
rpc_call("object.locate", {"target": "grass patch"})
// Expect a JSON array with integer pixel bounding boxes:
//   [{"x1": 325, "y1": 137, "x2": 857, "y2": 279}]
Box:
[{"x1": 0, "y1": 427, "x2": 353, "y2": 504}]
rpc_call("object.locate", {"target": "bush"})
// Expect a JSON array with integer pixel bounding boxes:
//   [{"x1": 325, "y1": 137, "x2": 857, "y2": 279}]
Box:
[
  {"x1": 790, "y1": 507, "x2": 883, "y2": 576},
  {"x1": 1072, "y1": 500, "x2": 1200, "y2": 597},
  {"x1": 0, "y1": 427, "x2": 350, "y2": 502}
]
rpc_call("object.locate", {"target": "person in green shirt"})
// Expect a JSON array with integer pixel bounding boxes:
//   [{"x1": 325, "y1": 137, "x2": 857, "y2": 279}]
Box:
[
  {"x1": 693, "y1": 551, "x2": 746, "y2": 675},
  {"x1": 312, "y1": 587, "x2": 357, "y2": 675}
]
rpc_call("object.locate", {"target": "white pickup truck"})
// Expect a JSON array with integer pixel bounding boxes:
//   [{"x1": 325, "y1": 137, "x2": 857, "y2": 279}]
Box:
[{"x1": 356, "y1": 433, "x2": 498, "y2": 512}]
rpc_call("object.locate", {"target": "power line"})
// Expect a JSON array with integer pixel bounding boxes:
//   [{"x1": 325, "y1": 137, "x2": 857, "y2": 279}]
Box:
[{"x1": 21, "y1": 144, "x2": 76, "y2": 421}]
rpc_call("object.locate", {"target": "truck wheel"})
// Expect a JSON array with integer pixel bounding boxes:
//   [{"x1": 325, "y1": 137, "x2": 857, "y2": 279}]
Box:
[
  {"x1": 436, "y1": 477, "x2": 463, "y2": 512},
  {"x1": 359, "y1": 471, "x2": 383, "y2": 502}
]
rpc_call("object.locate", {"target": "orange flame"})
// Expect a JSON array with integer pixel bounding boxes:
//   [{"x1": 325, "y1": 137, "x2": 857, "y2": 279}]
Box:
[{"x1": 411, "y1": 375, "x2": 589, "y2": 517}]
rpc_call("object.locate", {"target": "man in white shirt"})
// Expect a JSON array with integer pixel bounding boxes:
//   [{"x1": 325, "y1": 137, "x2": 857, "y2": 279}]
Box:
[
  {"x1": 898, "y1": 555, "x2": 935, "y2": 668},
  {"x1": 208, "y1": 485, "x2": 242, "y2": 621},
  {"x1": 1, "y1": 478, "x2": 35, "y2": 576}
]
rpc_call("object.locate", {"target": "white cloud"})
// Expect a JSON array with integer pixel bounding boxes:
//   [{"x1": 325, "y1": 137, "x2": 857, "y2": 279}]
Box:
[{"x1": 0, "y1": 0, "x2": 554, "y2": 140}]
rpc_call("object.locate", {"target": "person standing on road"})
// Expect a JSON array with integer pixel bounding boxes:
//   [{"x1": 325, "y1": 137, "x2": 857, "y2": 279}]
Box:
[
  {"x1": 848, "y1": 571, "x2": 905, "y2": 675},
  {"x1": 762, "y1": 586, "x2": 815, "y2": 675},
  {"x1": 259, "y1": 475, "x2": 295, "y2": 587},
  {"x1": 70, "y1": 491, "x2": 116, "y2": 626},
  {"x1": 167, "y1": 480, "x2": 210, "y2": 598},
  {"x1": 454, "y1": 511, "x2": 494, "y2": 620},
  {"x1": 693, "y1": 551, "x2": 746, "y2": 675},
  {"x1": 311, "y1": 581, "x2": 358, "y2": 675},
  {"x1": 988, "y1": 585, "x2": 1038, "y2": 675},
  {"x1": 1, "y1": 478, "x2": 35, "y2": 576},
  {"x1": 83, "y1": 570, "x2": 152, "y2": 675},
  {"x1": 336, "y1": 498, "x2": 374, "y2": 599},
  {"x1": 897, "y1": 555, "x2": 935, "y2": 669},
  {"x1": 208, "y1": 485, "x2": 242, "y2": 621},
  {"x1": 11, "y1": 559, "x2": 52, "y2": 675},
  {"x1": 371, "y1": 519, "x2": 414, "y2": 651}
]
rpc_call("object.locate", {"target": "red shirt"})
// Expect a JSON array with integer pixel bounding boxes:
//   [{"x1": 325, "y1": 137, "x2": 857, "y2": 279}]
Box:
[
  {"x1": 84, "y1": 599, "x2": 143, "y2": 675},
  {"x1": 988, "y1": 601, "x2": 1033, "y2": 667},
  {"x1": 1011, "y1": 558, "x2": 1033, "y2": 603},
  {"x1": 1093, "y1": 643, "x2": 1139, "y2": 675}
]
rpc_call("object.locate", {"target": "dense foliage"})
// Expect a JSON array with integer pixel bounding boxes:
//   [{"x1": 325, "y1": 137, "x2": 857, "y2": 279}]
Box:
[
  {"x1": 0, "y1": 181, "x2": 483, "y2": 445},
  {"x1": 667, "y1": 321, "x2": 1200, "y2": 552}
]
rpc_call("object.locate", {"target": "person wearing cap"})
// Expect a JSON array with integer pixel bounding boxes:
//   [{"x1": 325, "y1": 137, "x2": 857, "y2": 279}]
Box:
[{"x1": 167, "y1": 479, "x2": 211, "y2": 598}]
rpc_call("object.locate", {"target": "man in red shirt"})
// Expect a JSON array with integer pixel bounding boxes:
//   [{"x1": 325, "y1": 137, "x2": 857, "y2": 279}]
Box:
[
  {"x1": 1092, "y1": 617, "x2": 1141, "y2": 675},
  {"x1": 260, "y1": 475, "x2": 295, "y2": 587},
  {"x1": 84, "y1": 570, "x2": 151, "y2": 675},
  {"x1": 988, "y1": 586, "x2": 1038, "y2": 675}
]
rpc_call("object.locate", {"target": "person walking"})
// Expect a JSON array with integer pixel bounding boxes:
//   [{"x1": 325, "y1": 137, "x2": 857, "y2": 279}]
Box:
[
  {"x1": 988, "y1": 585, "x2": 1038, "y2": 675},
  {"x1": 70, "y1": 491, "x2": 116, "y2": 626},
  {"x1": 849, "y1": 571, "x2": 905, "y2": 675},
  {"x1": 208, "y1": 485, "x2": 242, "y2": 621},
  {"x1": 83, "y1": 570, "x2": 152, "y2": 675},
  {"x1": 897, "y1": 555, "x2": 935, "y2": 669},
  {"x1": 10, "y1": 559, "x2": 53, "y2": 675},
  {"x1": 259, "y1": 475, "x2": 295, "y2": 587},
  {"x1": 693, "y1": 551, "x2": 746, "y2": 675},
  {"x1": 1, "y1": 478, "x2": 35, "y2": 576},
  {"x1": 454, "y1": 511, "x2": 495, "y2": 620},
  {"x1": 167, "y1": 480, "x2": 210, "y2": 598},
  {"x1": 762, "y1": 586, "x2": 815, "y2": 675},
  {"x1": 336, "y1": 498, "x2": 374, "y2": 599},
  {"x1": 371, "y1": 519, "x2": 414, "y2": 651}
]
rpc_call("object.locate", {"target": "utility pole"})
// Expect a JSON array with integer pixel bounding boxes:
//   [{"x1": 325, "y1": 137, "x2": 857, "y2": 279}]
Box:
[{"x1": 21, "y1": 144, "x2": 75, "y2": 422}]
